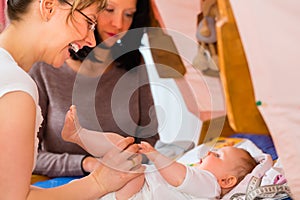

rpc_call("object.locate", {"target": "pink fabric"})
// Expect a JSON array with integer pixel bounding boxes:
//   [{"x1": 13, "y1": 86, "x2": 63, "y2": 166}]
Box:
[
  {"x1": 230, "y1": 0, "x2": 300, "y2": 198},
  {"x1": 177, "y1": 66, "x2": 225, "y2": 121},
  {"x1": 151, "y1": 0, "x2": 226, "y2": 121},
  {"x1": 0, "y1": 0, "x2": 6, "y2": 32},
  {"x1": 274, "y1": 174, "x2": 287, "y2": 185}
]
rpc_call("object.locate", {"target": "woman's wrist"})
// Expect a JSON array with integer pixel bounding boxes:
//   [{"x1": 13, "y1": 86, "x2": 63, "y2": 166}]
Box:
[
  {"x1": 84, "y1": 171, "x2": 107, "y2": 198},
  {"x1": 88, "y1": 166, "x2": 110, "y2": 196}
]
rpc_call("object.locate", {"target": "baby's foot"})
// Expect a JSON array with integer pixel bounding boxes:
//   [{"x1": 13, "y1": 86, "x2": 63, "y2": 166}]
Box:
[{"x1": 61, "y1": 105, "x2": 82, "y2": 143}]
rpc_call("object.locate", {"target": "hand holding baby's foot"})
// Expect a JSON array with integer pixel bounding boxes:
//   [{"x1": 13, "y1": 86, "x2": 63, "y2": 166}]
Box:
[{"x1": 61, "y1": 105, "x2": 82, "y2": 144}]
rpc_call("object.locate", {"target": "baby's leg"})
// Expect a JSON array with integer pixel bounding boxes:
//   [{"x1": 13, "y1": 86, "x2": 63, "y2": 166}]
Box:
[
  {"x1": 61, "y1": 105, "x2": 82, "y2": 145},
  {"x1": 115, "y1": 174, "x2": 145, "y2": 200},
  {"x1": 62, "y1": 105, "x2": 125, "y2": 157}
]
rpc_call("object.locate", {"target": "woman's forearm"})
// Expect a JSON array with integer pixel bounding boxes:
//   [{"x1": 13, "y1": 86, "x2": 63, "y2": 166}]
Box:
[{"x1": 28, "y1": 174, "x2": 104, "y2": 200}]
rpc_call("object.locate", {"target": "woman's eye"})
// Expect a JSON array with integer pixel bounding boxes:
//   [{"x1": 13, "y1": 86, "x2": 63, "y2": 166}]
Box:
[
  {"x1": 125, "y1": 13, "x2": 134, "y2": 18},
  {"x1": 105, "y1": 8, "x2": 114, "y2": 12},
  {"x1": 87, "y1": 21, "x2": 96, "y2": 31}
]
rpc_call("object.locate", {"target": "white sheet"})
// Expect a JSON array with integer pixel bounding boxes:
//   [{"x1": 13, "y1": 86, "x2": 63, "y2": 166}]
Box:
[{"x1": 177, "y1": 138, "x2": 263, "y2": 164}]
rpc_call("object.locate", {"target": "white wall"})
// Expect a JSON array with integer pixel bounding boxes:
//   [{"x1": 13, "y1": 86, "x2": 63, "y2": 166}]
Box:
[{"x1": 140, "y1": 33, "x2": 202, "y2": 144}]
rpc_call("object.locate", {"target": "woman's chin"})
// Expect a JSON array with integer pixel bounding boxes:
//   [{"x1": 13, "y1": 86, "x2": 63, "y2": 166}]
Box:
[
  {"x1": 51, "y1": 49, "x2": 71, "y2": 68},
  {"x1": 51, "y1": 56, "x2": 68, "y2": 68},
  {"x1": 102, "y1": 38, "x2": 117, "y2": 48}
]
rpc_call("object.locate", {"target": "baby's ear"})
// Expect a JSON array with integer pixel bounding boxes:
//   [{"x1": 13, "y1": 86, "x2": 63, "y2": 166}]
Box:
[{"x1": 218, "y1": 176, "x2": 237, "y2": 189}]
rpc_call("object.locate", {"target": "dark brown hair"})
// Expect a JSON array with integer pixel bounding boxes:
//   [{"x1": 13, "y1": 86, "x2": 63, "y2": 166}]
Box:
[
  {"x1": 70, "y1": 0, "x2": 151, "y2": 70},
  {"x1": 235, "y1": 150, "x2": 257, "y2": 184}
]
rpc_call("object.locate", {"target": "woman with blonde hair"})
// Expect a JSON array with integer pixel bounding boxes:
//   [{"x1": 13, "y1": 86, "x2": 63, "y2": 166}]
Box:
[
  {"x1": 30, "y1": 0, "x2": 159, "y2": 177},
  {"x1": 0, "y1": 0, "x2": 144, "y2": 199}
]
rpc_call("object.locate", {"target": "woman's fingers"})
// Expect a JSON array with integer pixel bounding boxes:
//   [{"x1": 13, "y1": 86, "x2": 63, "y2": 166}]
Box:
[
  {"x1": 120, "y1": 143, "x2": 140, "y2": 159},
  {"x1": 101, "y1": 137, "x2": 142, "y2": 172},
  {"x1": 91, "y1": 163, "x2": 145, "y2": 194},
  {"x1": 90, "y1": 137, "x2": 147, "y2": 193},
  {"x1": 116, "y1": 137, "x2": 135, "y2": 151},
  {"x1": 123, "y1": 153, "x2": 143, "y2": 171}
]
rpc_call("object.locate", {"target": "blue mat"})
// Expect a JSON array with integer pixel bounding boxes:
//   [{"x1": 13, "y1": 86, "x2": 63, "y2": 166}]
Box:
[
  {"x1": 33, "y1": 176, "x2": 82, "y2": 188},
  {"x1": 231, "y1": 133, "x2": 278, "y2": 160}
]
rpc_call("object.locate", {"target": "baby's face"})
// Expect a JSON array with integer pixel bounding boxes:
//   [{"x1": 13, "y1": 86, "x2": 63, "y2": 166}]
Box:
[{"x1": 197, "y1": 146, "x2": 247, "y2": 180}]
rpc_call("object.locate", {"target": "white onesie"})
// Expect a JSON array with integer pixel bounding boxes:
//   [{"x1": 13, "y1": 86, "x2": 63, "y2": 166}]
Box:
[{"x1": 101, "y1": 165, "x2": 221, "y2": 200}]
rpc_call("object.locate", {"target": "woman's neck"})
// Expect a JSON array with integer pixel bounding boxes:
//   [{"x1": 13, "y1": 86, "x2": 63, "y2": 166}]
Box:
[
  {"x1": 0, "y1": 15, "x2": 49, "y2": 72},
  {"x1": 92, "y1": 46, "x2": 112, "y2": 63},
  {"x1": 66, "y1": 59, "x2": 82, "y2": 73},
  {"x1": 0, "y1": 26, "x2": 37, "y2": 72}
]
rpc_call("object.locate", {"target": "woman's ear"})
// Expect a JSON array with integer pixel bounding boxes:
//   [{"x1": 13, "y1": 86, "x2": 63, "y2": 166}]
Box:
[
  {"x1": 39, "y1": 0, "x2": 56, "y2": 21},
  {"x1": 218, "y1": 176, "x2": 238, "y2": 189}
]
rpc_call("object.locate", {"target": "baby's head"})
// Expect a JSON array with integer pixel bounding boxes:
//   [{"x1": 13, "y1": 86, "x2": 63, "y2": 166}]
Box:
[{"x1": 198, "y1": 146, "x2": 257, "y2": 196}]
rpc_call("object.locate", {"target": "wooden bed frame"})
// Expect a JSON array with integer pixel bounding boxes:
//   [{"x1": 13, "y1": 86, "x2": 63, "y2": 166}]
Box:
[{"x1": 199, "y1": 0, "x2": 270, "y2": 145}]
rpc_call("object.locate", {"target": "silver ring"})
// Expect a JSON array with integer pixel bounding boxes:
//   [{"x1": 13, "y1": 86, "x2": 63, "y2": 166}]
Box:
[{"x1": 130, "y1": 159, "x2": 136, "y2": 167}]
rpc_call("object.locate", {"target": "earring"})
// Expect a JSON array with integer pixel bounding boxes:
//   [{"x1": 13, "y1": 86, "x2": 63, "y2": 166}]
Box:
[{"x1": 116, "y1": 39, "x2": 123, "y2": 47}]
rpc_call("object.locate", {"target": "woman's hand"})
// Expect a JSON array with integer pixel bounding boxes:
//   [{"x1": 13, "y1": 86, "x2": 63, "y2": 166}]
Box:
[
  {"x1": 90, "y1": 137, "x2": 145, "y2": 194},
  {"x1": 82, "y1": 156, "x2": 101, "y2": 173}
]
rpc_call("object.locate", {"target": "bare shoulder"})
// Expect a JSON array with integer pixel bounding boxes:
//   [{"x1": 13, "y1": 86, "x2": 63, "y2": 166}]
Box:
[
  {"x1": 0, "y1": 91, "x2": 36, "y2": 130},
  {"x1": 0, "y1": 91, "x2": 36, "y2": 196}
]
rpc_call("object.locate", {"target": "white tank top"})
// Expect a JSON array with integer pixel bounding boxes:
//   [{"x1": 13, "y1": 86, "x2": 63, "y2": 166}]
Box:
[{"x1": 0, "y1": 48, "x2": 43, "y2": 169}]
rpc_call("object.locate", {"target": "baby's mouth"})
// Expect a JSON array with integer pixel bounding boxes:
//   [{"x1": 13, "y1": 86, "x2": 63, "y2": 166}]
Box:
[{"x1": 69, "y1": 43, "x2": 80, "y2": 53}]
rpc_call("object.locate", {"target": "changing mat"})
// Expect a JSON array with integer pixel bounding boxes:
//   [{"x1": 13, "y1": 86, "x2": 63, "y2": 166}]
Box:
[{"x1": 177, "y1": 136, "x2": 291, "y2": 200}]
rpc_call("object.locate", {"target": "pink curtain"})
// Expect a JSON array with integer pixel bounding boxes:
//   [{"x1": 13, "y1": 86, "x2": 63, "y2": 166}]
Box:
[
  {"x1": 150, "y1": 0, "x2": 225, "y2": 121},
  {"x1": 230, "y1": 0, "x2": 300, "y2": 198},
  {"x1": 0, "y1": 0, "x2": 6, "y2": 32}
]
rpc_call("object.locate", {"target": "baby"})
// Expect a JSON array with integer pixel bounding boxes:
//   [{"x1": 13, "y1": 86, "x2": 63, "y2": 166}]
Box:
[{"x1": 62, "y1": 106, "x2": 257, "y2": 199}]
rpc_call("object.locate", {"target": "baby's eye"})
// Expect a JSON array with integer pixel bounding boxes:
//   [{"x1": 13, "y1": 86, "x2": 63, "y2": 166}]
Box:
[{"x1": 211, "y1": 151, "x2": 220, "y2": 158}]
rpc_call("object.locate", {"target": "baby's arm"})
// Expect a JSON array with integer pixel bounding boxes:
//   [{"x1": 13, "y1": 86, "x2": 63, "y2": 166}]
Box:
[{"x1": 139, "y1": 142, "x2": 187, "y2": 187}]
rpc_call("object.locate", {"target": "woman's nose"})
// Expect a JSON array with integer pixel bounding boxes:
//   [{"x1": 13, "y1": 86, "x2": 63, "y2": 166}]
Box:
[
  {"x1": 111, "y1": 13, "x2": 123, "y2": 29},
  {"x1": 85, "y1": 30, "x2": 96, "y2": 47}
]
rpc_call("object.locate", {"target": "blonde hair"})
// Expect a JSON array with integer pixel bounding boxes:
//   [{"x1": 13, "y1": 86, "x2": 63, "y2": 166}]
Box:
[
  {"x1": 62, "y1": 0, "x2": 107, "y2": 15},
  {"x1": 59, "y1": 0, "x2": 107, "y2": 34},
  {"x1": 7, "y1": 0, "x2": 107, "y2": 21}
]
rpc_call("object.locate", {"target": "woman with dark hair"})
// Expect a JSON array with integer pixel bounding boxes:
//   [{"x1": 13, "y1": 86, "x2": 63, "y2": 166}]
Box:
[
  {"x1": 29, "y1": 0, "x2": 160, "y2": 178},
  {"x1": 0, "y1": 0, "x2": 144, "y2": 199}
]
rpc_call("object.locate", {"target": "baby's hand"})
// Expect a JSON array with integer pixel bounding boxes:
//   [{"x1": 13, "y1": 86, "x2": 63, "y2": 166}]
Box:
[
  {"x1": 138, "y1": 142, "x2": 158, "y2": 162},
  {"x1": 138, "y1": 141, "x2": 155, "y2": 154}
]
